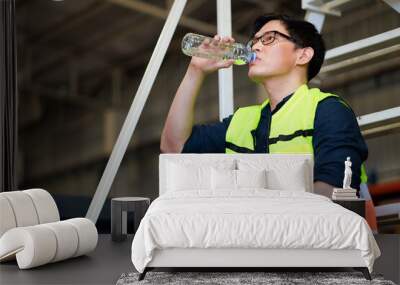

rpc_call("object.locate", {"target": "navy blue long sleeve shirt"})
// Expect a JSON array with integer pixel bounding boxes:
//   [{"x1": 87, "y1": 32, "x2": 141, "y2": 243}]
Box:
[{"x1": 181, "y1": 94, "x2": 368, "y2": 190}]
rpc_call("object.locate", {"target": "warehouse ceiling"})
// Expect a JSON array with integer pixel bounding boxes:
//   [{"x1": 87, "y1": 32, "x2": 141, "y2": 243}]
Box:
[
  {"x1": 15, "y1": 0, "x2": 398, "y2": 128},
  {"x1": 15, "y1": 0, "x2": 306, "y2": 127}
]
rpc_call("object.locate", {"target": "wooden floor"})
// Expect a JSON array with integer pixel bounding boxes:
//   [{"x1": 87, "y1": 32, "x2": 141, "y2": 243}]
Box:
[{"x1": 0, "y1": 234, "x2": 398, "y2": 284}]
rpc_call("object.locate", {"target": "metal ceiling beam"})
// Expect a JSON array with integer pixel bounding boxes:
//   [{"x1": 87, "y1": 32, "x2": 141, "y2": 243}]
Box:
[
  {"x1": 362, "y1": 122, "x2": 400, "y2": 138},
  {"x1": 21, "y1": 0, "x2": 248, "y2": 85},
  {"x1": 28, "y1": 2, "x2": 110, "y2": 45},
  {"x1": 322, "y1": 2, "x2": 387, "y2": 33},
  {"x1": 184, "y1": 0, "x2": 208, "y2": 15},
  {"x1": 383, "y1": 0, "x2": 400, "y2": 12},
  {"x1": 320, "y1": 56, "x2": 400, "y2": 89},
  {"x1": 108, "y1": 0, "x2": 215, "y2": 34},
  {"x1": 325, "y1": 27, "x2": 400, "y2": 60},
  {"x1": 358, "y1": 107, "x2": 400, "y2": 137},
  {"x1": 302, "y1": 0, "x2": 343, "y2": 16},
  {"x1": 358, "y1": 107, "x2": 400, "y2": 128},
  {"x1": 107, "y1": 0, "x2": 247, "y2": 42},
  {"x1": 20, "y1": 13, "x2": 150, "y2": 83},
  {"x1": 24, "y1": 0, "x2": 207, "y2": 72},
  {"x1": 166, "y1": 0, "x2": 207, "y2": 13},
  {"x1": 321, "y1": 44, "x2": 400, "y2": 73}
]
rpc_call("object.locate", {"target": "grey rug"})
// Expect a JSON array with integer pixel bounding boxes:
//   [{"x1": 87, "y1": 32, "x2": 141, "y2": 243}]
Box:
[{"x1": 116, "y1": 271, "x2": 396, "y2": 285}]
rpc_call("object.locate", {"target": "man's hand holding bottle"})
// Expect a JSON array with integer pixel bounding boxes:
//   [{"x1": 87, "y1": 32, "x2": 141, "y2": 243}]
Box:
[{"x1": 188, "y1": 35, "x2": 236, "y2": 76}]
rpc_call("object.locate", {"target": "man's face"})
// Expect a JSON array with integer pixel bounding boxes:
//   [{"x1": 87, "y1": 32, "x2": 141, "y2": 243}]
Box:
[{"x1": 248, "y1": 20, "x2": 299, "y2": 83}]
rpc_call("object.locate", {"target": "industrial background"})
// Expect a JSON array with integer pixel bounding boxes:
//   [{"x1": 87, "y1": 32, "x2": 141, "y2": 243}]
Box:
[{"x1": 15, "y1": 0, "x2": 400, "y2": 232}]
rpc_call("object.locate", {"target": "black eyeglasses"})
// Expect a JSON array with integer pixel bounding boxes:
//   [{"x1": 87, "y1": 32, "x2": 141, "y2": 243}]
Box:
[{"x1": 247, "y1": 30, "x2": 298, "y2": 48}]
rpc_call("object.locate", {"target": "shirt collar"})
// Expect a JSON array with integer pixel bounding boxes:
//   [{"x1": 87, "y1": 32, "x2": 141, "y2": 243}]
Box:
[
  {"x1": 260, "y1": 83, "x2": 309, "y2": 116},
  {"x1": 261, "y1": 93, "x2": 293, "y2": 116}
]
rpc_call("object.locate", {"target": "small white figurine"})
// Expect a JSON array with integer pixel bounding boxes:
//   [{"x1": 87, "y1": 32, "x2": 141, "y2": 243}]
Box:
[
  {"x1": 332, "y1": 157, "x2": 357, "y2": 199},
  {"x1": 343, "y1": 157, "x2": 352, "y2": 189}
]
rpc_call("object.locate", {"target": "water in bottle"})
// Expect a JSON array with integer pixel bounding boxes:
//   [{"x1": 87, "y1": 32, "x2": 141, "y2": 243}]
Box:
[{"x1": 181, "y1": 33, "x2": 256, "y2": 65}]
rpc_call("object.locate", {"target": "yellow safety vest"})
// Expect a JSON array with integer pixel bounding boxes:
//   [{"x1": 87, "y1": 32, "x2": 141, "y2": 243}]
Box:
[{"x1": 225, "y1": 84, "x2": 368, "y2": 183}]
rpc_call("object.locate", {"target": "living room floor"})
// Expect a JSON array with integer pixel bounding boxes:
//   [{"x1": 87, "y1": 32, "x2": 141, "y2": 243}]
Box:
[{"x1": 0, "y1": 234, "x2": 399, "y2": 285}]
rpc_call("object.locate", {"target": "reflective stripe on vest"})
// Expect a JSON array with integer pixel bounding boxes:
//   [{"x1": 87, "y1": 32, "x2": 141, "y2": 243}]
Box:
[{"x1": 225, "y1": 84, "x2": 368, "y2": 183}]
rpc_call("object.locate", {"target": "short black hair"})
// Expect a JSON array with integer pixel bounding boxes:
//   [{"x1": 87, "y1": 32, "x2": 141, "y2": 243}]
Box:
[{"x1": 251, "y1": 14, "x2": 325, "y2": 81}]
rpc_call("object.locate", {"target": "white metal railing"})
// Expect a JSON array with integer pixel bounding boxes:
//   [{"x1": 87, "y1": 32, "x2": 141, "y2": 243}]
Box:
[
  {"x1": 217, "y1": 0, "x2": 234, "y2": 120},
  {"x1": 86, "y1": 0, "x2": 188, "y2": 223},
  {"x1": 325, "y1": 28, "x2": 400, "y2": 61},
  {"x1": 358, "y1": 107, "x2": 400, "y2": 127}
]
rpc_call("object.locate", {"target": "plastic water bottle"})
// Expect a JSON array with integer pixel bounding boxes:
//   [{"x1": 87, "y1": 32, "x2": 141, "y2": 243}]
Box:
[{"x1": 181, "y1": 33, "x2": 256, "y2": 65}]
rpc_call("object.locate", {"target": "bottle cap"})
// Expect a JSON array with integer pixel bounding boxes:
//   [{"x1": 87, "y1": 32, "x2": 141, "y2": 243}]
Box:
[{"x1": 249, "y1": 52, "x2": 256, "y2": 63}]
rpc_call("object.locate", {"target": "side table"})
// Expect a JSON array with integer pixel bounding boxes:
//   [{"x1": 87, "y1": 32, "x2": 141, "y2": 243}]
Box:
[
  {"x1": 332, "y1": 198, "x2": 366, "y2": 218},
  {"x1": 111, "y1": 197, "x2": 150, "y2": 242}
]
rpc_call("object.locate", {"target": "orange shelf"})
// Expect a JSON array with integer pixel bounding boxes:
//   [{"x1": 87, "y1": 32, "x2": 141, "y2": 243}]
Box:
[{"x1": 369, "y1": 181, "x2": 400, "y2": 197}]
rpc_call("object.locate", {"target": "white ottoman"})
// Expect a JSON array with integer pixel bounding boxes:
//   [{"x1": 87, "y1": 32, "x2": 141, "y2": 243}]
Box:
[{"x1": 0, "y1": 189, "x2": 98, "y2": 269}]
